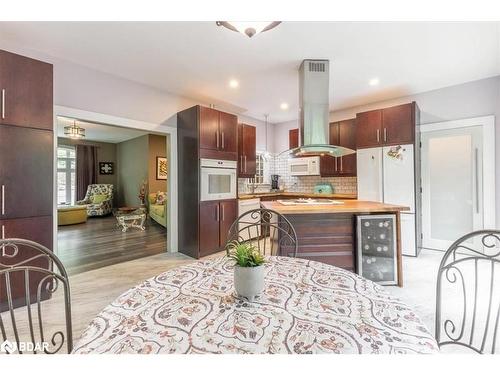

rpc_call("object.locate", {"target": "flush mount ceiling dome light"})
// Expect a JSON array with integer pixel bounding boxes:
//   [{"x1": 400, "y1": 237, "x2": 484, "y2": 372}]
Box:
[
  {"x1": 64, "y1": 120, "x2": 85, "y2": 139},
  {"x1": 216, "y1": 21, "x2": 281, "y2": 38}
]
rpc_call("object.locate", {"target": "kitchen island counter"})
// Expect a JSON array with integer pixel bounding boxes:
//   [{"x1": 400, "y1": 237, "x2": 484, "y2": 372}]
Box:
[
  {"x1": 261, "y1": 199, "x2": 407, "y2": 286},
  {"x1": 260, "y1": 199, "x2": 409, "y2": 214}
]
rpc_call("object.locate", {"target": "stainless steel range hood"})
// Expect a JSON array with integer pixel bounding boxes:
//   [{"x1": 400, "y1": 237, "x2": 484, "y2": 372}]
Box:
[{"x1": 283, "y1": 60, "x2": 356, "y2": 158}]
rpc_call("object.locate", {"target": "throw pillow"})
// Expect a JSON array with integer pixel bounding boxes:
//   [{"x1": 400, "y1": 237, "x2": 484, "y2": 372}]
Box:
[
  {"x1": 155, "y1": 191, "x2": 166, "y2": 205},
  {"x1": 91, "y1": 194, "x2": 108, "y2": 204}
]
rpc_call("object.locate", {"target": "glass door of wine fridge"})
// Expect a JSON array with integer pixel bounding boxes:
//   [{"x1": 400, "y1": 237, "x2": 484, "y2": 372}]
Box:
[{"x1": 356, "y1": 214, "x2": 398, "y2": 285}]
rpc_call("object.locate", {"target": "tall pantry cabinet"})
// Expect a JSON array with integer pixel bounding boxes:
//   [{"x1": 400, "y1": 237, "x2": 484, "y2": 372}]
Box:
[{"x1": 0, "y1": 49, "x2": 54, "y2": 311}]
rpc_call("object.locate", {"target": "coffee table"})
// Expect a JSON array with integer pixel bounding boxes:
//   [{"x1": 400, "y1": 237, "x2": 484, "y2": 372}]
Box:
[{"x1": 114, "y1": 208, "x2": 146, "y2": 232}]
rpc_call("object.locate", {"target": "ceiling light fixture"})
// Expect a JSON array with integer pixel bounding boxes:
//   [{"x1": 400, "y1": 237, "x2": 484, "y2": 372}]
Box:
[
  {"x1": 280, "y1": 102, "x2": 289, "y2": 110},
  {"x1": 64, "y1": 120, "x2": 85, "y2": 139},
  {"x1": 216, "y1": 21, "x2": 281, "y2": 38},
  {"x1": 229, "y1": 79, "x2": 239, "y2": 88},
  {"x1": 369, "y1": 78, "x2": 380, "y2": 86}
]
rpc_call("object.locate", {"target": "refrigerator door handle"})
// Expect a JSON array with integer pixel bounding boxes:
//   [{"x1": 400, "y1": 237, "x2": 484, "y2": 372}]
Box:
[{"x1": 475, "y1": 147, "x2": 479, "y2": 214}]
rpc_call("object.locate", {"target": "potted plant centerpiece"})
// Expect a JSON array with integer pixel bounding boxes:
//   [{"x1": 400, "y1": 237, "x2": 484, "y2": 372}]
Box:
[{"x1": 227, "y1": 241, "x2": 266, "y2": 301}]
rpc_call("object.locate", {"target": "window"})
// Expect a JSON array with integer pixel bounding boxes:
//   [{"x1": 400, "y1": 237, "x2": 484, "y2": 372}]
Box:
[
  {"x1": 249, "y1": 153, "x2": 266, "y2": 184},
  {"x1": 57, "y1": 146, "x2": 76, "y2": 205}
]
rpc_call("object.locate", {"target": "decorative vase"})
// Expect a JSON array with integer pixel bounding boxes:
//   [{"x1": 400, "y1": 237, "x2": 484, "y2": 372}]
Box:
[{"x1": 234, "y1": 265, "x2": 265, "y2": 302}]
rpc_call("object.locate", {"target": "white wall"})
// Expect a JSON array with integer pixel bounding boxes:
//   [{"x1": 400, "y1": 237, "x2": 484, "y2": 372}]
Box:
[
  {"x1": 0, "y1": 42, "x2": 271, "y2": 132},
  {"x1": 272, "y1": 76, "x2": 500, "y2": 226}
]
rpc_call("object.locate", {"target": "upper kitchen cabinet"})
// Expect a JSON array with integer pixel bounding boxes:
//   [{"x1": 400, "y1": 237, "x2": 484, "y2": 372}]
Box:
[
  {"x1": 356, "y1": 102, "x2": 418, "y2": 149},
  {"x1": 289, "y1": 128, "x2": 299, "y2": 149},
  {"x1": 0, "y1": 49, "x2": 53, "y2": 130},
  {"x1": 199, "y1": 106, "x2": 220, "y2": 150},
  {"x1": 382, "y1": 102, "x2": 417, "y2": 146},
  {"x1": 355, "y1": 109, "x2": 383, "y2": 149},
  {"x1": 199, "y1": 106, "x2": 238, "y2": 160},
  {"x1": 238, "y1": 123, "x2": 256, "y2": 178},
  {"x1": 320, "y1": 119, "x2": 357, "y2": 177}
]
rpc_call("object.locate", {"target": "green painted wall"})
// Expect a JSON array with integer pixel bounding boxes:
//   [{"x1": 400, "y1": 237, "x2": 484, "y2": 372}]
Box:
[{"x1": 117, "y1": 135, "x2": 149, "y2": 207}]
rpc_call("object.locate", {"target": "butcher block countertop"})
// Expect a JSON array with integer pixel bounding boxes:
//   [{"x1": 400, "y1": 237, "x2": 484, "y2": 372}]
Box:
[
  {"x1": 260, "y1": 199, "x2": 410, "y2": 214},
  {"x1": 238, "y1": 192, "x2": 357, "y2": 200}
]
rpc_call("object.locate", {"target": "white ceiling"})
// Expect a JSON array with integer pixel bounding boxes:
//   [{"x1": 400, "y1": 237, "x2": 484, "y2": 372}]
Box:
[
  {"x1": 57, "y1": 117, "x2": 148, "y2": 143},
  {"x1": 2, "y1": 22, "x2": 499, "y2": 123}
]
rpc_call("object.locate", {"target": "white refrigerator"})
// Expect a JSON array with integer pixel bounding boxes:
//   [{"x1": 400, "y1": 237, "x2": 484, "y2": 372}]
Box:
[{"x1": 357, "y1": 145, "x2": 418, "y2": 256}]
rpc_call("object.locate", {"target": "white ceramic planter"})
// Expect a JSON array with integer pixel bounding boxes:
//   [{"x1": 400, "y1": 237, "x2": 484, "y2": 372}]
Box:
[{"x1": 234, "y1": 265, "x2": 265, "y2": 301}]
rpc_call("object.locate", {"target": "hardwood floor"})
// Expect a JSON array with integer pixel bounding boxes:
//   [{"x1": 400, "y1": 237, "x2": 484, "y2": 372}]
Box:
[{"x1": 57, "y1": 215, "x2": 167, "y2": 275}]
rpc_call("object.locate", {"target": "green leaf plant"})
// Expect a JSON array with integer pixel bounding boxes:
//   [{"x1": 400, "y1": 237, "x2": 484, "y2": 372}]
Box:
[{"x1": 226, "y1": 240, "x2": 266, "y2": 267}]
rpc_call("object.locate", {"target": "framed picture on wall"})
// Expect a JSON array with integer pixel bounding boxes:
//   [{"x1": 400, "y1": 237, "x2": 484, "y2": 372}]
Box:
[
  {"x1": 99, "y1": 162, "x2": 114, "y2": 175},
  {"x1": 156, "y1": 157, "x2": 167, "y2": 180}
]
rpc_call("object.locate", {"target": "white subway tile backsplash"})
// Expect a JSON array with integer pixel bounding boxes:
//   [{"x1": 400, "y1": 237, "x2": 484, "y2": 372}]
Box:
[{"x1": 238, "y1": 154, "x2": 357, "y2": 195}]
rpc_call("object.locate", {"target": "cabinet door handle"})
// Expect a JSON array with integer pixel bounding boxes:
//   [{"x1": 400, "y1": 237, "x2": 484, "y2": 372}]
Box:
[
  {"x1": 244, "y1": 155, "x2": 247, "y2": 172},
  {"x1": 376, "y1": 129, "x2": 380, "y2": 143},
  {"x1": 216, "y1": 204, "x2": 220, "y2": 222},
  {"x1": 475, "y1": 148, "x2": 479, "y2": 214},
  {"x1": 1, "y1": 185, "x2": 4, "y2": 215},
  {"x1": 221, "y1": 132, "x2": 225, "y2": 149},
  {"x1": 221, "y1": 205, "x2": 225, "y2": 222},
  {"x1": 216, "y1": 131, "x2": 220, "y2": 148},
  {"x1": 384, "y1": 128, "x2": 387, "y2": 142},
  {"x1": 1, "y1": 225, "x2": 4, "y2": 256},
  {"x1": 1, "y1": 89, "x2": 5, "y2": 119},
  {"x1": 334, "y1": 157, "x2": 337, "y2": 172},
  {"x1": 340, "y1": 156, "x2": 343, "y2": 172}
]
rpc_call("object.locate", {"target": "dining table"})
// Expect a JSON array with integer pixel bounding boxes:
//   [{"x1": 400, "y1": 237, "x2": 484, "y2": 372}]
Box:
[{"x1": 72, "y1": 256, "x2": 439, "y2": 354}]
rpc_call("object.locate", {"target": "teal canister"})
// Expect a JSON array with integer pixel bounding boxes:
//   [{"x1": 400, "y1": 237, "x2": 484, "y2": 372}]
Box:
[{"x1": 313, "y1": 183, "x2": 333, "y2": 194}]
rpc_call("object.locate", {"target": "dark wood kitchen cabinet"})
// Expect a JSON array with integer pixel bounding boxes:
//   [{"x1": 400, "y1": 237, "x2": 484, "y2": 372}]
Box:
[
  {"x1": 356, "y1": 102, "x2": 418, "y2": 149},
  {"x1": 382, "y1": 103, "x2": 416, "y2": 146},
  {"x1": 0, "y1": 216, "x2": 53, "y2": 311},
  {"x1": 356, "y1": 109, "x2": 383, "y2": 149},
  {"x1": 320, "y1": 119, "x2": 357, "y2": 177},
  {"x1": 199, "y1": 201, "x2": 221, "y2": 257},
  {"x1": 178, "y1": 105, "x2": 239, "y2": 259},
  {"x1": 0, "y1": 50, "x2": 53, "y2": 130},
  {"x1": 0, "y1": 125, "x2": 53, "y2": 219},
  {"x1": 199, "y1": 199, "x2": 237, "y2": 257},
  {"x1": 219, "y1": 199, "x2": 237, "y2": 248},
  {"x1": 238, "y1": 123, "x2": 256, "y2": 177},
  {"x1": 199, "y1": 106, "x2": 237, "y2": 160},
  {"x1": 0, "y1": 49, "x2": 54, "y2": 312},
  {"x1": 289, "y1": 128, "x2": 299, "y2": 149}
]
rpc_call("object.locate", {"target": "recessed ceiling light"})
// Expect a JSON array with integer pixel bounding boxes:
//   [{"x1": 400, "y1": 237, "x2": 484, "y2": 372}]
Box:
[
  {"x1": 369, "y1": 78, "x2": 380, "y2": 86},
  {"x1": 280, "y1": 102, "x2": 289, "y2": 110},
  {"x1": 229, "y1": 79, "x2": 239, "y2": 88}
]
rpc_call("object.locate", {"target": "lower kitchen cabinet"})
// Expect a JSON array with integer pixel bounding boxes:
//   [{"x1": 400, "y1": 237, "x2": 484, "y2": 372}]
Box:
[
  {"x1": 199, "y1": 199, "x2": 237, "y2": 257},
  {"x1": 0, "y1": 216, "x2": 53, "y2": 311},
  {"x1": 282, "y1": 213, "x2": 355, "y2": 272}
]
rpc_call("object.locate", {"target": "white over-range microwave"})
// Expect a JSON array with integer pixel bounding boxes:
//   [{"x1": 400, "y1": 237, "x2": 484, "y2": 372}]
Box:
[
  {"x1": 200, "y1": 158, "x2": 237, "y2": 201},
  {"x1": 288, "y1": 156, "x2": 320, "y2": 176}
]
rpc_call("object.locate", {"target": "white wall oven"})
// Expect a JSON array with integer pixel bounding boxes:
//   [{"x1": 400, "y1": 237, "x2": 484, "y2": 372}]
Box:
[{"x1": 200, "y1": 158, "x2": 237, "y2": 201}]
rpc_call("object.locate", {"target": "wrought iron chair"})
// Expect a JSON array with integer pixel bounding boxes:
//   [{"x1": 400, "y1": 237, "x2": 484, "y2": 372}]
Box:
[
  {"x1": 0, "y1": 238, "x2": 72, "y2": 354},
  {"x1": 435, "y1": 230, "x2": 500, "y2": 354},
  {"x1": 225, "y1": 208, "x2": 298, "y2": 257}
]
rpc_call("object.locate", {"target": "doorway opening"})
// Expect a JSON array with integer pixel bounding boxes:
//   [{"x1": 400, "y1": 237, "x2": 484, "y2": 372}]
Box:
[{"x1": 55, "y1": 116, "x2": 171, "y2": 274}]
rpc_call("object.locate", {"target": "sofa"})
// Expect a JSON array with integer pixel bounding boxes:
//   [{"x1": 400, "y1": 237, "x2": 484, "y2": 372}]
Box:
[
  {"x1": 148, "y1": 192, "x2": 167, "y2": 227},
  {"x1": 77, "y1": 184, "x2": 114, "y2": 217}
]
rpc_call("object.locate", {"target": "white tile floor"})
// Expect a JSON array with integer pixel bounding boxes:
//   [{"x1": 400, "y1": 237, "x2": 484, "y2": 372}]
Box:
[{"x1": 388, "y1": 249, "x2": 444, "y2": 334}]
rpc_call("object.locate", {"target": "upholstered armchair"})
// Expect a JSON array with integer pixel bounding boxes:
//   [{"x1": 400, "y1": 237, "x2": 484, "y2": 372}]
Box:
[{"x1": 77, "y1": 184, "x2": 114, "y2": 217}]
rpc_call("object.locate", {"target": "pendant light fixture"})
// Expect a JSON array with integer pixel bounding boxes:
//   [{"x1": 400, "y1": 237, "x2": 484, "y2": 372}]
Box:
[
  {"x1": 263, "y1": 114, "x2": 271, "y2": 160},
  {"x1": 64, "y1": 120, "x2": 86, "y2": 139},
  {"x1": 216, "y1": 21, "x2": 281, "y2": 38}
]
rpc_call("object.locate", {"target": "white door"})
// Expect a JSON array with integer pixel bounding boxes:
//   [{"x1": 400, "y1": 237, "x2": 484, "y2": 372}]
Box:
[
  {"x1": 421, "y1": 125, "x2": 483, "y2": 250},
  {"x1": 356, "y1": 147, "x2": 383, "y2": 201}
]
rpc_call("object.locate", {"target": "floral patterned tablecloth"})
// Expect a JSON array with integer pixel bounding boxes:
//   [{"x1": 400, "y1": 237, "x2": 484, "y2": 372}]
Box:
[{"x1": 73, "y1": 256, "x2": 438, "y2": 354}]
